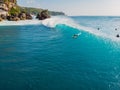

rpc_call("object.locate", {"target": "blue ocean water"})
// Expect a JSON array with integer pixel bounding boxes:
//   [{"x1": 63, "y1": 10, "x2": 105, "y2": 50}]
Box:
[{"x1": 0, "y1": 16, "x2": 120, "y2": 90}]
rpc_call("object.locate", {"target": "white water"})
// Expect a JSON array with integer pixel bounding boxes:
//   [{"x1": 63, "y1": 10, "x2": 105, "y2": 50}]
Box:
[
  {"x1": 0, "y1": 19, "x2": 41, "y2": 26},
  {"x1": 0, "y1": 16, "x2": 120, "y2": 42}
]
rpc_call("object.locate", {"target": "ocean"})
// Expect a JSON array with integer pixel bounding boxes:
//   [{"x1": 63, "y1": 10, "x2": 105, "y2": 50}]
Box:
[{"x1": 0, "y1": 16, "x2": 120, "y2": 90}]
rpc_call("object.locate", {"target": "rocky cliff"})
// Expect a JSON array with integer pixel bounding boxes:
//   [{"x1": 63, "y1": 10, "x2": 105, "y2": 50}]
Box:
[{"x1": 0, "y1": 0, "x2": 64, "y2": 21}]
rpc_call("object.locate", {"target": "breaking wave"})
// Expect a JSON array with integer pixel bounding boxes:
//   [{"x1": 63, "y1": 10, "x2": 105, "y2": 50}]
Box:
[{"x1": 0, "y1": 16, "x2": 120, "y2": 42}]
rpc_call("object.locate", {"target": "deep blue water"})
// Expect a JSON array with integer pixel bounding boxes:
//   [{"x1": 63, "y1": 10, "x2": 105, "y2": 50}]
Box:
[{"x1": 1, "y1": 16, "x2": 120, "y2": 90}]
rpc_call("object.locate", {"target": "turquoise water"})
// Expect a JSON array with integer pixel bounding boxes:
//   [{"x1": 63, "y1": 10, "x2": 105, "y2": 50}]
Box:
[{"x1": 1, "y1": 16, "x2": 120, "y2": 90}]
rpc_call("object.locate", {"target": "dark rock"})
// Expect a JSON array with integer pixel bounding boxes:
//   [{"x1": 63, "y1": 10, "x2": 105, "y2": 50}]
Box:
[
  {"x1": 0, "y1": 14, "x2": 6, "y2": 19},
  {"x1": 6, "y1": 16, "x2": 11, "y2": 20},
  {"x1": 26, "y1": 13, "x2": 32, "y2": 20},
  {"x1": 18, "y1": 12, "x2": 26, "y2": 20},
  {"x1": 6, "y1": 12, "x2": 33, "y2": 21},
  {"x1": 18, "y1": 12, "x2": 33, "y2": 20},
  {"x1": 36, "y1": 10, "x2": 50, "y2": 20},
  {"x1": 7, "y1": 14, "x2": 20, "y2": 21}
]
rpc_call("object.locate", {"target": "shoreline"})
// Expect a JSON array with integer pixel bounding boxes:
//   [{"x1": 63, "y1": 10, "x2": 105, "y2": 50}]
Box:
[{"x1": 0, "y1": 18, "x2": 42, "y2": 26}]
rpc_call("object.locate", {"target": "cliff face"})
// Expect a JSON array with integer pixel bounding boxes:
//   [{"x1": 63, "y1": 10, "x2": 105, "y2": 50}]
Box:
[
  {"x1": 0, "y1": 0, "x2": 64, "y2": 21},
  {"x1": 0, "y1": 0, "x2": 18, "y2": 15},
  {"x1": 0, "y1": 0, "x2": 32, "y2": 21},
  {"x1": 0, "y1": 0, "x2": 65, "y2": 15}
]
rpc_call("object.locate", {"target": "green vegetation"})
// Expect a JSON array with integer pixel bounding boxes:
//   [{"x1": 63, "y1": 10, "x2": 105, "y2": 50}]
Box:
[
  {"x1": 49, "y1": 11, "x2": 65, "y2": 16},
  {"x1": 3, "y1": 0, "x2": 8, "y2": 2},
  {"x1": 9, "y1": 6, "x2": 20, "y2": 15},
  {"x1": 19, "y1": 7, "x2": 65, "y2": 16},
  {"x1": 19, "y1": 7, "x2": 43, "y2": 15},
  {"x1": 3, "y1": 0, "x2": 16, "y2": 4}
]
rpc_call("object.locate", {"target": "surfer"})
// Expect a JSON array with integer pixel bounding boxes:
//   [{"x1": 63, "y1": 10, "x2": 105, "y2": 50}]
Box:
[
  {"x1": 72, "y1": 32, "x2": 81, "y2": 39},
  {"x1": 97, "y1": 28, "x2": 100, "y2": 30},
  {"x1": 116, "y1": 34, "x2": 120, "y2": 38},
  {"x1": 115, "y1": 28, "x2": 117, "y2": 31},
  {"x1": 72, "y1": 34, "x2": 79, "y2": 38}
]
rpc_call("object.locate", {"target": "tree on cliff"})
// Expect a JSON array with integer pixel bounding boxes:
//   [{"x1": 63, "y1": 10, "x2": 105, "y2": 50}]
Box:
[{"x1": 8, "y1": 6, "x2": 20, "y2": 15}]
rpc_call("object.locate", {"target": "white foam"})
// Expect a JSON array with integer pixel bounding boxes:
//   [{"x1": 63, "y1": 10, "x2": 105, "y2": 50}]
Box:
[
  {"x1": 41, "y1": 16, "x2": 120, "y2": 42},
  {"x1": 0, "y1": 19, "x2": 41, "y2": 26}
]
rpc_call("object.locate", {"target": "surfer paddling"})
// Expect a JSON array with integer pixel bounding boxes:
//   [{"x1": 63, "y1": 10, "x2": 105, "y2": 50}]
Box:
[
  {"x1": 72, "y1": 34, "x2": 79, "y2": 38},
  {"x1": 116, "y1": 34, "x2": 120, "y2": 38},
  {"x1": 97, "y1": 28, "x2": 100, "y2": 30},
  {"x1": 115, "y1": 28, "x2": 117, "y2": 31}
]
